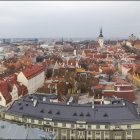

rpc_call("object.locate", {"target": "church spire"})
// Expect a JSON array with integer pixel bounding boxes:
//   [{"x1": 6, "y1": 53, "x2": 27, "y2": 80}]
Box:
[
  {"x1": 99, "y1": 27, "x2": 103, "y2": 37},
  {"x1": 100, "y1": 27, "x2": 102, "y2": 34}
]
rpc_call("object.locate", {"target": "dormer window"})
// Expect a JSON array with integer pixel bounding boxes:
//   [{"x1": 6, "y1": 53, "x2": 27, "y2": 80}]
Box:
[
  {"x1": 73, "y1": 112, "x2": 77, "y2": 116},
  {"x1": 86, "y1": 113, "x2": 90, "y2": 117},
  {"x1": 80, "y1": 113, "x2": 84, "y2": 116}
]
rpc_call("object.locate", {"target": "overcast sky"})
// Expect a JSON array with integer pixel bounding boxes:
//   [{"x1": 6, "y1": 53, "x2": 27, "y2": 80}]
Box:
[{"x1": 0, "y1": 1, "x2": 140, "y2": 39}]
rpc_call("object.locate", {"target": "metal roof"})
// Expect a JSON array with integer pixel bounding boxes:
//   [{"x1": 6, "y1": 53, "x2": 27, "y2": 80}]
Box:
[
  {"x1": 0, "y1": 120, "x2": 56, "y2": 139},
  {"x1": 6, "y1": 94, "x2": 140, "y2": 124}
]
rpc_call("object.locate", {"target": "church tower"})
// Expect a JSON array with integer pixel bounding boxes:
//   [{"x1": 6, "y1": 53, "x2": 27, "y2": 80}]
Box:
[{"x1": 98, "y1": 28, "x2": 104, "y2": 48}]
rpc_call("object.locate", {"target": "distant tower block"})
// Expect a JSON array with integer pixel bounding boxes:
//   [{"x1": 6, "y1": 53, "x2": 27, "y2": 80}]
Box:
[{"x1": 98, "y1": 28, "x2": 104, "y2": 48}]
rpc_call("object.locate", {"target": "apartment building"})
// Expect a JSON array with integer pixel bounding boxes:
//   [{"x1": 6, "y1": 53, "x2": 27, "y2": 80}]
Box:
[{"x1": 4, "y1": 94, "x2": 140, "y2": 140}]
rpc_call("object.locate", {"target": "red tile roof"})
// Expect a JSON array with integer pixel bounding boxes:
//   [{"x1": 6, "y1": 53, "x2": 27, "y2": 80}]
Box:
[
  {"x1": 0, "y1": 80, "x2": 12, "y2": 104},
  {"x1": 22, "y1": 64, "x2": 44, "y2": 80}
]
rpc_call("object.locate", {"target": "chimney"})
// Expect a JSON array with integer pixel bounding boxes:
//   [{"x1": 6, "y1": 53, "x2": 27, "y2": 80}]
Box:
[
  {"x1": 92, "y1": 96, "x2": 94, "y2": 109},
  {"x1": 43, "y1": 97, "x2": 46, "y2": 102},
  {"x1": 122, "y1": 100, "x2": 125, "y2": 106},
  {"x1": 33, "y1": 99, "x2": 37, "y2": 107}
]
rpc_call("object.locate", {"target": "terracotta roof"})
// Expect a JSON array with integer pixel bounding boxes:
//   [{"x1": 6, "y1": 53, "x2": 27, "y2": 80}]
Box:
[
  {"x1": 0, "y1": 80, "x2": 12, "y2": 104},
  {"x1": 22, "y1": 64, "x2": 44, "y2": 80},
  {"x1": 134, "y1": 40, "x2": 140, "y2": 49}
]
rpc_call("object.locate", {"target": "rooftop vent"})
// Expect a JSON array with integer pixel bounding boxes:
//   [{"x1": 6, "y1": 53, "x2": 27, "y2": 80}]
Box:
[
  {"x1": 33, "y1": 99, "x2": 37, "y2": 107},
  {"x1": 73, "y1": 112, "x2": 77, "y2": 116}
]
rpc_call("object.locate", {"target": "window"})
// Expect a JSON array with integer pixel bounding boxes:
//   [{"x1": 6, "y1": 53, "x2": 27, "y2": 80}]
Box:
[
  {"x1": 127, "y1": 131, "x2": 131, "y2": 135},
  {"x1": 24, "y1": 118, "x2": 27, "y2": 123},
  {"x1": 96, "y1": 125, "x2": 100, "y2": 129},
  {"x1": 127, "y1": 125, "x2": 131, "y2": 129},
  {"x1": 71, "y1": 124, "x2": 75, "y2": 128},
  {"x1": 71, "y1": 130, "x2": 75, "y2": 134},
  {"x1": 79, "y1": 131, "x2": 83, "y2": 135},
  {"x1": 14, "y1": 116, "x2": 19, "y2": 121},
  {"x1": 38, "y1": 120, "x2": 42, "y2": 124},
  {"x1": 0, "y1": 96, "x2": 2, "y2": 101},
  {"x1": 126, "y1": 137, "x2": 131, "y2": 140},
  {"x1": 96, "y1": 131, "x2": 100, "y2": 135},
  {"x1": 71, "y1": 136, "x2": 74, "y2": 140},
  {"x1": 54, "y1": 122, "x2": 57, "y2": 126},
  {"x1": 61, "y1": 129, "x2": 66, "y2": 133},
  {"x1": 62, "y1": 123, "x2": 66, "y2": 127},
  {"x1": 88, "y1": 125, "x2": 91, "y2": 129},
  {"x1": 31, "y1": 119, "x2": 34, "y2": 123},
  {"x1": 115, "y1": 125, "x2": 120, "y2": 129},
  {"x1": 105, "y1": 131, "x2": 109, "y2": 135},
  {"x1": 88, "y1": 131, "x2": 91, "y2": 135},
  {"x1": 79, "y1": 124, "x2": 83, "y2": 128},
  {"x1": 62, "y1": 136, "x2": 66, "y2": 140},
  {"x1": 105, "y1": 125, "x2": 109, "y2": 129},
  {"x1": 54, "y1": 128, "x2": 57, "y2": 132},
  {"x1": 115, "y1": 132, "x2": 121, "y2": 136},
  {"x1": 46, "y1": 122, "x2": 50, "y2": 125}
]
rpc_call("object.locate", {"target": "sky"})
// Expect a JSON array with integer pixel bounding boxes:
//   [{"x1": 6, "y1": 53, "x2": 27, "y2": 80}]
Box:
[{"x1": 0, "y1": 1, "x2": 140, "y2": 39}]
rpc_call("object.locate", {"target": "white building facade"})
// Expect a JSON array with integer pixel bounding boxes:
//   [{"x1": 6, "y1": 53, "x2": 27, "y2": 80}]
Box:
[{"x1": 17, "y1": 64, "x2": 45, "y2": 94}]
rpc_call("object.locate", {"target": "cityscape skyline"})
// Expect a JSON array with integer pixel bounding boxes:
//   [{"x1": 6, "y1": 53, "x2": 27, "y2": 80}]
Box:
[{"x1": 0, "y1": 1, "x2": 140, "y2": 38}]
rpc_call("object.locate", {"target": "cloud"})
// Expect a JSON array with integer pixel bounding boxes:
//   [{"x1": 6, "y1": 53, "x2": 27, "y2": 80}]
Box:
[{"x1": 0, "y1": 1, "x2": 139, "y2": 39}]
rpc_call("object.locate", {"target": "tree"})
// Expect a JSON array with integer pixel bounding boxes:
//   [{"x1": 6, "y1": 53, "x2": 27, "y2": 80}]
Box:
[
  {"x1": 46, "y1": 68, "x2": 53, "y2": 78},
  {"x1": 94, "y1": 88, "x2": 103, "y2": 97},
  {"x1": 106, "y1": 69, "x2": 114, "y2": 82},
  {"x1": 79, "y1": 61, "x2": 89, "y2": 71},
  {"x1": 77, "y1": 82, "x2": 87, "y2": 93},
  {"x1": 9, "y1": 65, "x2": 16, "y2": 74}
]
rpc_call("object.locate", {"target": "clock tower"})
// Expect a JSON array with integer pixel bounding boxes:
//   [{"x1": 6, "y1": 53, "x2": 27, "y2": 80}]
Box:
[{"x1": 98, "y1": 28, "x2": 104, "y2": 48}]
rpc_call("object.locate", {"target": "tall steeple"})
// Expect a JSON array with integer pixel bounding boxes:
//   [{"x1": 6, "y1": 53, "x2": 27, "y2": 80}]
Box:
[
  {"x1": 99, "y1": 27, "x2": 103, "y2": 37},
  {"x1": 98, "y1": 27, "x2": 104, "y2": 48}
]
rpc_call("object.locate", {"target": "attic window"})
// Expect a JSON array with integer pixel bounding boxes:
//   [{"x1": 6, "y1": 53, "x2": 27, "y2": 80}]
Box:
[
  {"x1": 103, "y1": 113, "x2": 108, "y2": 117},
  {"x1": 86, "y1": 113, "x2": 90, "y2": 117},
  {"x1": 56, "y1": 111, "x2": 60, "y2": 115},
  {"x1": 73, "y1": 112, "x2": 77, "y2": 116},
  {"x1": 18, "y1": 102, "x2": 21, "y2": 106},
  {"x1": 40, "y1": 109, "x2": 44, "y2": 113},
  {"x1": 48, "y1": 110, "x2": 52, "y2": 114},
  {"x1": 80, "y1": 113, "x2": 84, "y2": 116},
  {"x1": 19, "y1": 106, "x2": 23, "y2": 110}
]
